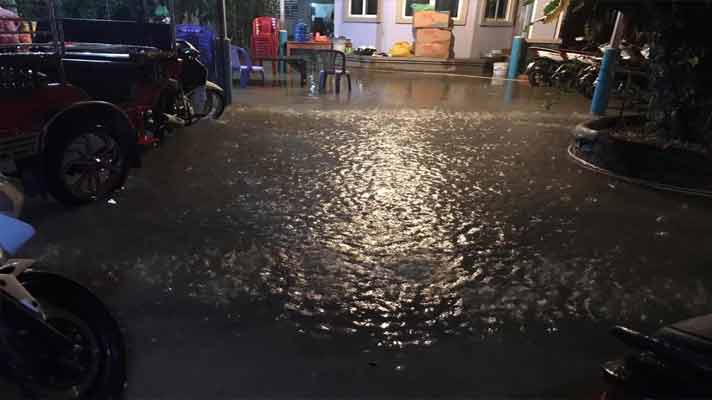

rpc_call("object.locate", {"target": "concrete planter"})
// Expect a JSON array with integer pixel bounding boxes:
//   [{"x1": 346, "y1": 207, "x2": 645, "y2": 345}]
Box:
[{"x1": 569, "y1": 115, "x2": 712, "y2": 196}]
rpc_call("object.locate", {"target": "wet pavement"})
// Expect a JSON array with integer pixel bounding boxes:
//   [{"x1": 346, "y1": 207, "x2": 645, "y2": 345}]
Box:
[{"x1": 18, "y1": 71, "x2": 712, "y2": 398}]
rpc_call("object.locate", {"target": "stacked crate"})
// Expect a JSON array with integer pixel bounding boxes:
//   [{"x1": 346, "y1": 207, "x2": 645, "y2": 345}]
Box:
[{"x1": 413, "y1": 11, "x2": 453, "y2": 59}]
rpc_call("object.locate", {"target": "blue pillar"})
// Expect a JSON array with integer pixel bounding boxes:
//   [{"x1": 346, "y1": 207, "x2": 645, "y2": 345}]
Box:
[
  {"x1": 216, "y1": 0, "x2": 232, "y2": 104},
  {"x1": 590, "y1": 47, "x2": 620, "y2": 116},
  {"x1": 507, "y1": 36, "x2": 524, "y2": 80},
  {"x1": 504, "y1": 80, "x2": 515, "y2": 105}
]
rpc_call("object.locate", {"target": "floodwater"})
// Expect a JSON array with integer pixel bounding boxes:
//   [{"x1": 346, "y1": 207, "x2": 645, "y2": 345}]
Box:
[{"x1": 18, "y1": 71, "x2": 712, "y2": 398}]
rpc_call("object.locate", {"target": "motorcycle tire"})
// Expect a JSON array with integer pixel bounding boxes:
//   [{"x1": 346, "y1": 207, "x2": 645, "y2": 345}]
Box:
[
  {"x1": 44, "y1": 118, "x2": 131, "y2": 206},
  {"x1": 526, "y1": 58, "x2": 557, "y2": 87},
  {"x1": 527, "y1": 68, "x2": 547, "y2": 87},
  {"x1": 578, "y1": 73, "x2": 597, "y2": 99},
  {"x1": 204, "y1": 85, "x2": 225, "y2": 120},
  {"x1": 16, "y1": 271, "x2": 126, "y2": 400}
]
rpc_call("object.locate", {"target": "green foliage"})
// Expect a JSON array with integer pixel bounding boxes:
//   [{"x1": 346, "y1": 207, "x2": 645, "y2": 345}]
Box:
[{"x1": 543, "y1": 0, "x2": 561, "y2": 15}]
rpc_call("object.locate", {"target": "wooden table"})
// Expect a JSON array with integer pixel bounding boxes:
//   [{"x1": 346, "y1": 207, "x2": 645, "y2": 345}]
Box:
[{"x1": 286, "y1": 41, "x2": 332, "y2": 56}]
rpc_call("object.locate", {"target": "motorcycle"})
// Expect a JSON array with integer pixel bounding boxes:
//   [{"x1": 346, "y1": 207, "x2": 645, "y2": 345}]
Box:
[
  {"x1": 603, "y1": 314, "x2": 712, "y2": 398},
  {"x1": 525, "y1": 47, "x2": 565, "y2": 87},
  {"x1": 575, "y1": 43, "x2": 650, "y2": 105},
  {"x1": 151, "y1": 40, "x2": 226, "y2": 137},
  {"x1": 526, "y1": 46, "x2": 601, "y2": 88},
  {"x1": 0, "y1": 176, "x2": 126, "y2": 399}
]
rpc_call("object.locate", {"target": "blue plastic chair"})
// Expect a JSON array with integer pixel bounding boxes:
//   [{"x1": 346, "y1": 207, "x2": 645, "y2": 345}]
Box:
[
  {"x1": 0, "y1": 214, "x2": 35, "y2": 255},
  {"x1": 230, "y1": 45, "x2": 265, "y2": 88},
  {"x1": 176, "y1": 24, "x2": 216, "y2": 80}
]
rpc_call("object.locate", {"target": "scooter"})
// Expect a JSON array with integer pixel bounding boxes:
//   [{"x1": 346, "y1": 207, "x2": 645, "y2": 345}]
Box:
[
  {"x1": 603, "y1": 314, "x2": 712, "y2": 398},
  {"x1": 0, "y1": 176, "x2": 126, "y2": 399},
  {"x1": 575, "y1": 43, "x2": 650, "y2": 104},
  {"x1": 526, "y1": 46, "x2": 601, "y2": 88},
  {"x1": 151, "y1": 40, "x2": 225, "y2": 137}
]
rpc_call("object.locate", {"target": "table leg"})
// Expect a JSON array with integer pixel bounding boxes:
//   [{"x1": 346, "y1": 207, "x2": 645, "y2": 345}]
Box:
[{"x1": 300, "y1": 62, "x2": 307, "y2": 87}]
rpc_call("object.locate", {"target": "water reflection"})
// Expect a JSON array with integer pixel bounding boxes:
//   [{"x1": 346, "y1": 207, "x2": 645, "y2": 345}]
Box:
[{"x1": 26, "y1": 72, "x2": 712, "y2": 351}]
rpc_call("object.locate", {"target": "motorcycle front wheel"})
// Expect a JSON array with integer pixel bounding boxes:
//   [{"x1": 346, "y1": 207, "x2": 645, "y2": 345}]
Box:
[{"x1": 17, "y1": 272, "x2": 126, "y2": 400}]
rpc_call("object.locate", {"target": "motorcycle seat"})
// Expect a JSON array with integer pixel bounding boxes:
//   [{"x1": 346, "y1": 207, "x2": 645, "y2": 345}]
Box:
[{"x1": 657, "y1": 314, "x2": 712, "y2": 360}]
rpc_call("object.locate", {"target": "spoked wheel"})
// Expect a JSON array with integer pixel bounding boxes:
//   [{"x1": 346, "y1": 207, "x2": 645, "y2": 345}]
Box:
[
  {"x1": 528, "y1": 68, "x2": 548, "y2": 87},
  {"x1": 46, "y1": 122, "x2": 130, "y2": 205}
]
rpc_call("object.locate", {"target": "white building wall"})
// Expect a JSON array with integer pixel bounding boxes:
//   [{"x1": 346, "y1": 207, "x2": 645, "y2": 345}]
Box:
[
  {"x1": 526, "y1": 0, "x2": 564, "y2": 44},
  {"x1": 334, "y1": 0, "x2": 380, "y2": 48},
  {"x1": 333, "y1": 0, "x2": 519, "y2": 59}
]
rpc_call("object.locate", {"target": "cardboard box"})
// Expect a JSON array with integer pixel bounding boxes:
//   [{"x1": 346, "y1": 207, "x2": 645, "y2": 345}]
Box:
[
  {"x1": 414, "y1": 28, "x2": 452, "y2": 59},
  {"x1": 415, "y1": 28, "x2": 452, "y2": 45},
  {"x1": 415, "y1": 42, "x2": 451, "y2": 58},
  {"x1": 413, "y1": 10, "x2": 451, "y2": 29}
]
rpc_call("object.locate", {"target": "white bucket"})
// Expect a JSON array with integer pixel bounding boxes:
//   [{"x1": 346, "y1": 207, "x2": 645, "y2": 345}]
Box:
[{"x1": 493, "y1": 62, "x2": 509, "y2": 78}]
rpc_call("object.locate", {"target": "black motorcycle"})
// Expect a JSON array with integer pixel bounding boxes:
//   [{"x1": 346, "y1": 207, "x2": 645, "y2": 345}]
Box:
[
  {"x1": 525, "y1": 47, "x2": 564, "y2": 87},
  {"x1": 0, "y1": 176, "x2": 126, "y2": 399},
  {"x1": 603, "y1": 314, "x2": 712, "y2": 398},
  {"x1": 152, "y1": 40, "x2": 225, "y2": 135}
]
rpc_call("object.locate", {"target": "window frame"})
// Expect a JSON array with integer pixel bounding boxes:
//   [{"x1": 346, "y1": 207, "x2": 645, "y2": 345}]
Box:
[
  {"x1": 480, "y1": 0, "x2": 515, "y2": 26},
  {"x1": 395, "y1": 0, "x2": 469, "y2": 26},
  {"x1": 344, "y1": 0, "x2": 380, "y2": 23}
]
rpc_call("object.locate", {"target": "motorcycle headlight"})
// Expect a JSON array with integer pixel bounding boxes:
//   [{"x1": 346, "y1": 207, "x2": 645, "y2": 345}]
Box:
[{"x1": 0, "y1": 175, "x2": 24, "y2": 218}]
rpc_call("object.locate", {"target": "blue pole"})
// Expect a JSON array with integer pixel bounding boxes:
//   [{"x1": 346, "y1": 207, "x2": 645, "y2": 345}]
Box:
[
  {"x1": 504, "y1": 80, "x2": 514, "y2": 105},
  {"x1": 590, "y1": 47, "x2": 620, "y2": 116},
  {"x1": 507, "y1": 36, "x2": 524, "y2": 80},
  {"x1": 279, "y1": 30, "x2": 288, "y2": 74}
]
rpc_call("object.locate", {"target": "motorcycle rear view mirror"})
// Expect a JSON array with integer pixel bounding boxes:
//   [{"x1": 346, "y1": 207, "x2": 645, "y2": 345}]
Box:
[{"x1": 0, "y1": 214, "x2": 35, "y2": 256}]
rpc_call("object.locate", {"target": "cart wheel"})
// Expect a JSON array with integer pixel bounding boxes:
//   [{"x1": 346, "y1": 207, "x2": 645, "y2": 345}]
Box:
[{"x1": 45, "y1": 120, "x2": 131, "y2": 205}]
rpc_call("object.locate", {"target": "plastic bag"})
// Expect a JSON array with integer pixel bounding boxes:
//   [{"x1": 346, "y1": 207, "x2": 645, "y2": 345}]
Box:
[
  {"x1": 389, "y1": 41, "x2": 413, "y2": 57},
  {"x1": 411, "y1": 3, "x2": 435, "y2": 12}
]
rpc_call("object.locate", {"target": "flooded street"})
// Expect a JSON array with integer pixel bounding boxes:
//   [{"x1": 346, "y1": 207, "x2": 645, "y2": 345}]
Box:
[{"x1": 21, "y1": 71, "x2": 712, "y2": 398}]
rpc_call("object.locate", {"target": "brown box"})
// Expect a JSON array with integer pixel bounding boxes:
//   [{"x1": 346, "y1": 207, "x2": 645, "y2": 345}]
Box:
[
  {"x1": 415, "y1": 42, "x2": 451, "y2": 58},
  {"x1": 413, "y1": 10, "x2": 451, "y2": 29},
  {"x1": 415, "y1": 28, "x2": 452, "y2": 45}
]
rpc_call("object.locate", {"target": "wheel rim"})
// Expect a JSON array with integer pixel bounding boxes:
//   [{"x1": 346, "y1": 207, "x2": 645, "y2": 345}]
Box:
[
  {"x1": 20, "y1": 305, "x2": 103, "y2": 399},
  {"x1": 60, "y1": 130, "x2": 124, "y2": 201}
]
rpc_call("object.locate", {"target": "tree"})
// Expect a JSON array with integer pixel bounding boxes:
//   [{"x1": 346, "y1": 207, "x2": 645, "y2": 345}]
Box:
[{"x1": 531, "y1": 0, "x2": 712, "y2": 147}]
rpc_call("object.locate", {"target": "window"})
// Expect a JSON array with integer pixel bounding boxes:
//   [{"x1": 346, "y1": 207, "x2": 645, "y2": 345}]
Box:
[
  {"x1": 396, "y1": 0, "x2": 469, "y2": 25},
  {"x1": 345, "y1": 0, "x2": 379, "y2": 22},
  {"x1": 481, "y1": 0, "x2": 513, "y2": 24}
]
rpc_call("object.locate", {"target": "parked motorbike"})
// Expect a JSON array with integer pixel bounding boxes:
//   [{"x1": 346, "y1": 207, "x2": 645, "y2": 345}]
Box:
[
  {"x1": 525, "y1": 46, "x2": 601, "y2": 88},
  {"x1": 575, "y1": 43, "x2": 650, "y2": 104},
  {"x1": 151, "y1": 40, "x2": 225, "y2": 137},
  {"x1": 603, "y1": 314, "x2": 712, "y2": 398},
  {"x1": 525, "y1": 47, "x2": 565, "y2": 87},
  {"x1": 0, "y1": 176, "x2": 126, "y2": 399}
]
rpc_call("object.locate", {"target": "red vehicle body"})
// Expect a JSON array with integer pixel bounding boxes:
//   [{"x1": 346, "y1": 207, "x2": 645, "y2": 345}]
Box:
[{"x1": 0, "y1": 1, "x2": 177, "y2": 204}]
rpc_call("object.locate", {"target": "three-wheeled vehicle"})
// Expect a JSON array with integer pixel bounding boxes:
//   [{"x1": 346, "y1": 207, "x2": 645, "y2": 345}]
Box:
[{"x1": 0, "y1": 0, "x2": 181, "y2": 205}]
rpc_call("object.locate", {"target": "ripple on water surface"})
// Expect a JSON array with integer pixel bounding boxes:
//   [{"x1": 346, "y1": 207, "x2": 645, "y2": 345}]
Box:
[{"x1": 66, "y1": 106, "x2": 712, "y2": 348}]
